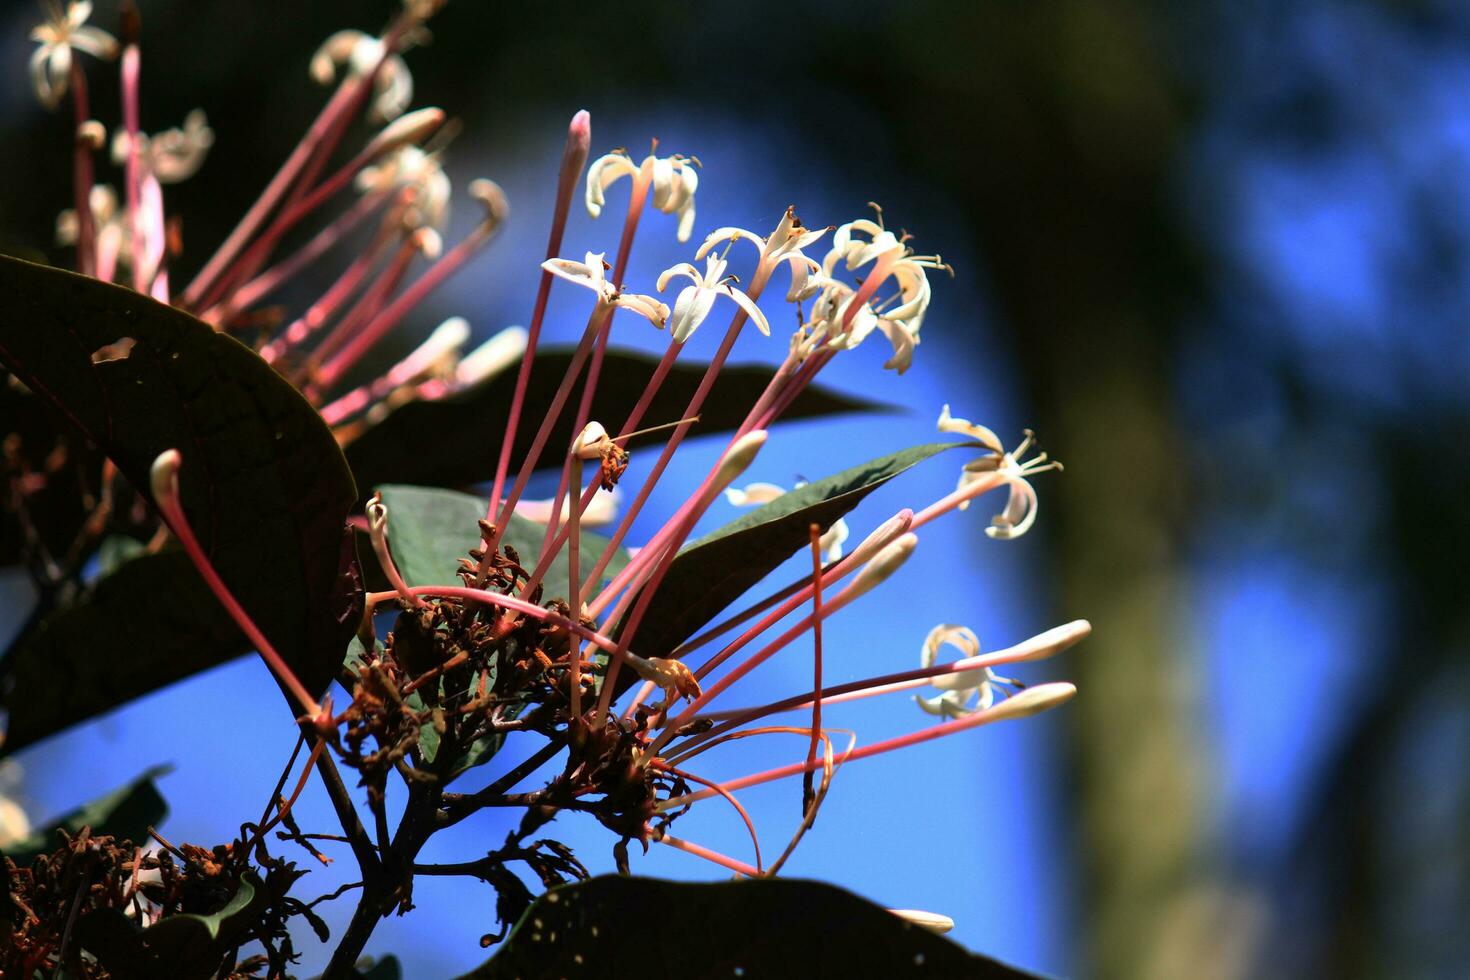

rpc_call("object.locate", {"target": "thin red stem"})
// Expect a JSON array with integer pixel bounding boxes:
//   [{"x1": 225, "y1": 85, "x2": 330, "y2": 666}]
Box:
[
  {"x1": 69, "y1": 63, "x2": 95, "y2": 277},
  {"x1": 315, "y1": 223, "x2": 496, "y2": 391},
  {"x1": 487, "y1": 111, "x2": 591, "y2": 516},
  {"x1": 802, "y1": 525, "x2": 824, "y2": 810}
]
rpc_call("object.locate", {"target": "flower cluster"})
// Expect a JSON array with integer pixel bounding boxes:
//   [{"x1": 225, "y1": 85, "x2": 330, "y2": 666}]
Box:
[{"x1": 18, "y1": 0, "x2": 1089, "y2": 966}]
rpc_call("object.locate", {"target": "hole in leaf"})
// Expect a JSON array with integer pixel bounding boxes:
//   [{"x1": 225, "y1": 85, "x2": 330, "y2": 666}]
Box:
[{"x1": 90, "y1": 337, "x2": 137, "y2": 363}]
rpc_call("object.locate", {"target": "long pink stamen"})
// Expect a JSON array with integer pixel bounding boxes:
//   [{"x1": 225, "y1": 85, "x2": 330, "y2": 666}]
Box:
[
  {"x1": 69, "y1": 63, "x2": 96, "y2": 277},
  {"x1": 649, "y1": 570, "x2": 877, "y2": 756},
  {"x1": 523, "y1": 339, "x2": 683, "y2": 597},
  {"x1": 566, "y1": 456, "x2": 585, "y2": 719},
  {"x1": 538, "y1": 161, "x2": 653, "y2": 553},
  {"x1": 181, "y1": 21, "x2": 405, "y2": 309},
  {"x1": 655, "y1": 834, "x2": 760, "y2": 878},
  {"x1": 205, "y1": 115, "x2": 442, "y2": 312},
  {"x1": 690, "y1": 511, "x2": 912, "y2": 683},
  {"x1": 221, "y1": 184, "x2": 392, "y2": 317},
  {"x1": 315, "y1": 222, "x2": 497, "y2": 391},
  {"x1": 487, "y1": 110, "x2": 591, "y2": 516},
  {"x1": 309, "y1": 233, "x2": 420, "y2": 370},
  {"x1": 260, "y1": 219, "x2": 398, "y2": 364},
  {"x1": 663, "y1": 682, "x2": 1078, "y2": 807},
  {"x1": 591, "y1": 433, "x2": 768, "y2": 726},
  {"x1": 478, "y1": 310, "x2": 605, "y2": 569},
  {"x1": 149, "y1": 452, "x2": 320, "y2": 718},
  {"x1": 120, "y1": 44, "x2": 145, "y2": 293},
  {"x1": 674, "y1": 622, "x2": 1091, "y2": 758},
  {"x1": 802, "y1": 525, "x2": 825, "y2": 810}
]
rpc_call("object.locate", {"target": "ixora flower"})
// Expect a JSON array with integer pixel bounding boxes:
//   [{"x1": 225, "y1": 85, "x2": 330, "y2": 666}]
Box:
[
  {"x1": 939, "y1": 405, "x2": 1062, "y2": 539},
  {"x1": 697, "y1": 205, "x2": 830, "y2": 302},
  {"x1": 542, "y1": 251, "x2": 670, "y2": 327},
  {"x1": 657, "y1": 253, "x2": 770, "y2": 342},
  {"x1": 586, "y1": 147, "x2": 701, "y2": 242},
  {"x1": 29, "y1": 0, "x2": 117, "y2": 109},
  {"x1": 8, "y1": 0, "x2": 1092, "y2": 969}
]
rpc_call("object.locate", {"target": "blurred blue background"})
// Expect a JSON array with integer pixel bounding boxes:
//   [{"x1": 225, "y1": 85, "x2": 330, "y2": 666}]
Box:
[{"x1": 4, "y1": 0, "x2": 1470, "y2": 976}]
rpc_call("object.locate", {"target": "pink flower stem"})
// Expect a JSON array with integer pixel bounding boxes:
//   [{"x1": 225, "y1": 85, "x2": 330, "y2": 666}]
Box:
[
  {"x1": 68, "y1": 63, "x2": 96, "y2": 277},
  {"x1": 486, "y1": 111, "x2": 591, "y2": 517},
  {"x1": 664, "y1": 686, "x2": 1075, "y2": 807},
  {"x1": 655, "y1": 834, "x2": 760, "y2": 879},
  {"x1": 590, "y1": 443, "x2": 755, "y2": 727},
  {"x1": 690, "y1": 510, "x2": 913, "y2": 683},
  {"x1": 260, "y1": 219, "x2": 398, "y2": 364},
  {"x1": 581, "y1": 266, "x2": 773, "y2": 603},
  {"x1": 521, "y1": 337, "x2": 682, "y2": 598},
  {"x1": 538, "y1": 164, "x2": 652, "y2": 553},
  {"x1": 477, "y1": 309, "x2": 607, "y2": 570},
  {"x1": 217, "y1": 185, "x2": 392, "y2": 319},
  {"x1": 909, "y1": 471, "x2": 1007, "y2": 529},
  {"x1": 120, "y1": 44, "x2": 145, "y2": 293},
  {"x1": 649, "y1": 759, "x2": 762, "y2": 873},
  {"x1": 179, "y1": 17, "x2": 409, "y2": 310},
  {"x1": 315, "y1": 221, "x2": 499, "y2": 391},
  {"x1": 801, "y1": 525, "x2": 825, "y2": 810},
  {"x1": 152, "y1": 456, "x2": 320, "y2": 718},
  {"x1": 202, "y1": 135, "x2": 415, "y2": 313},
  {"x1": 566, "y1": 456, "x2": 584, "y2": 719},
  {"x1": 309, "y1": 234, "x2": 419, "y2": 373},
  {"x1": 647, "y1": 573, "x2": 872, "y2": 757},
  {"x1": 670, "y1": 624, "x2": 1088, "y2": 760}
]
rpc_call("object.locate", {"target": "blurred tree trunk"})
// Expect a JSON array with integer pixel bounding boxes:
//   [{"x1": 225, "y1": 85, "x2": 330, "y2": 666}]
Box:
[{"x1": 841, "y1": 3, "x2": 1233, "y2": 976}]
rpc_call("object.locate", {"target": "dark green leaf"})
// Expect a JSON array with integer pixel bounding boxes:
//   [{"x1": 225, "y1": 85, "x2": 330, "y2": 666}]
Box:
[
  {"x1": 459, "y1": 875, "x2": 1040, "y2": 979},
  {"x1": 344, "y1": 348, "x2": 886, "y2": 504},
  {"x1": 3, "y1": 553, "x2": 245, "y2": 755},
  {"x1": 6, "y1": 766, "x2": 169, "y2": 865},
  {"x1": 626, "y1": 442, "x2": 973, "y2": 660},
  {"x1": 0, "y1": 255, "x2": 362, "y2": 751},
  {"x1": 77, "y1": 872, "x2": 270, "y2": 980},
  {"x1": 376, "y1": 484, "x2": 630, "y2": 598}
]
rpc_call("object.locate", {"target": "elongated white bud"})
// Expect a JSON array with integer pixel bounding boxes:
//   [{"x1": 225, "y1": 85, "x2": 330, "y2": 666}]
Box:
[
  {"x1": 456, "y1": 326, "x2": 527, "y2": 386},
  {"x1": 982, "y1": 681, "x2": 1076, "y2": 722},
  {"x1": 1005, "y1": 620, "x2": 1091, "y2": 663},
  {"x1": 846, "y1": 532, "x2": 918, "y2": 600},
  {"x1": 849, "y1": 508, "x2": 914, "y2": 563},
  {"x1": 150, "y1": 448, "x2": 183, "y2": 507},
  {"x1": 710, "y1": 430, "x2": 767, "y2": 495}
]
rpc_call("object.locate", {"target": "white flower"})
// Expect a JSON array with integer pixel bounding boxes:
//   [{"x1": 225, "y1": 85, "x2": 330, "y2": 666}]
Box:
[
  {"x1": 938, "y1": 409, "x2": 1061, "y2": 540},
  {"x1": 655, "y1": 254, "x2": 769, "y2": 343},
  {"x1": 586, "y1": 149, "x2": 700, "y2": 242},
  {"x1": 310, "y1": 30, "x2": 416, "y2": 122},
  {"x1": 724, "y1": 480, "x2": 849, "y2": 561},
  {"x1": 542, "y1": 252, "x2": 670, "y2": 328},
  {"x1": 914, "y1": 624, "x2": 1022, "y2": 720},
  {"x1": 29, "y1": 1, "x2": 118, "y2": 109},
  {"x1": 697, "y1": 206, "x2": 830, "y2": 302},
  {"x1": 793, "y1": 206, "x2": 950, "y2": 374},
  {"x1": 356, "y1": 145, "x2": 452, "y2": 228},
  {"x1": 111, "y1": 110, "x2": 214, "y2": 184}
]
